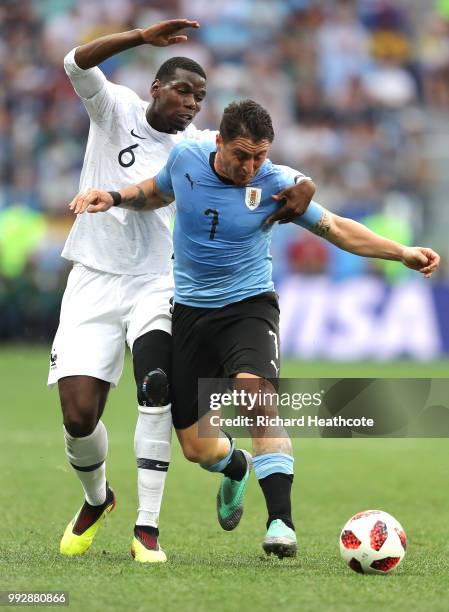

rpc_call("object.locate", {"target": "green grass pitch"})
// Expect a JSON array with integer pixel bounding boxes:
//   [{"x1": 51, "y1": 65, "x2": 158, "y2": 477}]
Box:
[{"x1": 1, "y1": 346, "x2": 449, "y2": 611}]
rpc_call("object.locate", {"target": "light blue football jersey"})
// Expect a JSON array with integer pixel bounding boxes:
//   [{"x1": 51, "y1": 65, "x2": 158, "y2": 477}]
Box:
[{"x1": 156, "y1": 139, "x2": 324, "y2": 307}]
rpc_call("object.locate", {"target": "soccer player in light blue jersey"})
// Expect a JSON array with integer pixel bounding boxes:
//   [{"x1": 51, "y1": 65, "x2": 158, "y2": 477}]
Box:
[{"x1": 71, "y1": 100, "x2": 440, "y2": 558}]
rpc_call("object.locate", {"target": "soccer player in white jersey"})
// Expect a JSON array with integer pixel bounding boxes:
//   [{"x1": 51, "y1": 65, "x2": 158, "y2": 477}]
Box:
[
  {"x1": 49, "y1": 19, "x2": 212, "y2": 563},
  {"x1": 50, "y1": 20, "x2": 316, "y2": 563}
]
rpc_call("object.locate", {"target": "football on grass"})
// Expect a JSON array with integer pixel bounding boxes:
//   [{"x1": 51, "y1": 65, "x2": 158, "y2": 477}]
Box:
[{"x1": 339, "y1": 510, "x2": 407, "y2": 574}]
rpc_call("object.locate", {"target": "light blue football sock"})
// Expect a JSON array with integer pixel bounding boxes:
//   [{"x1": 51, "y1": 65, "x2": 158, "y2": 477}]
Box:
[{"x1": 253, "y1": 453, "x2": 294, "y2": 480}]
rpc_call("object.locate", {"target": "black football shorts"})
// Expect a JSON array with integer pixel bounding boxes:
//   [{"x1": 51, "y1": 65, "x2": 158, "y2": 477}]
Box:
[{"x1": 171, "y1": 291, "x2": 280, "y2": 429}]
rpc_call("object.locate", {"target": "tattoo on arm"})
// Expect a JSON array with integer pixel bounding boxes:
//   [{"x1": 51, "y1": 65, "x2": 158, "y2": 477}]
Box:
[
  {"x1": 312, "y1": 211, "x2": 331, "y2": 237},
  {"x1": 122, "y1": 186, "x2": 147, "y2": 210},
  {"x1": 118, "y1": 180, "x2": 173, "y2": 211}
]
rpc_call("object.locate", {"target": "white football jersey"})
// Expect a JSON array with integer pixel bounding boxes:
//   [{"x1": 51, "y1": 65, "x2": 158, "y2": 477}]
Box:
[{"x1": 62, "y1": 48, "x2": 215, "y2": 276}]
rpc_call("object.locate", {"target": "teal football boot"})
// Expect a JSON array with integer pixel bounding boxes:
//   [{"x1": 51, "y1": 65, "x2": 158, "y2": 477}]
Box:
[
  {"x1": 263, "y1": 519, "x2": 297, "y2": 558},
  {"x1": 216, "y1": 449, "x2": 252, "y2": 531}
]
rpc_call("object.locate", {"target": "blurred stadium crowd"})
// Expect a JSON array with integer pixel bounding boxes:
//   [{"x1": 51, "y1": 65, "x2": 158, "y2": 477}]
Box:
[{"x1": 1, "y1": 0, "x2": 449, "y2": 342}]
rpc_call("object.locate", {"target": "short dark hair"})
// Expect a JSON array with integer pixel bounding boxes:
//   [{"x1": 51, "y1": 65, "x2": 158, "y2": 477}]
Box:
[
  {"x1": 219, "y1": 99, "x2": 274, "y2": 143},
  {"x1": 155, "y1": 56, "x2": 206, "y2": 83}
]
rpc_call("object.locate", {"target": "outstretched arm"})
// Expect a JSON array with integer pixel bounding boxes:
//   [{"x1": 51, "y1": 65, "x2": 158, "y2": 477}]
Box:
[
  {"x1": 74, "y1": 19, "x2": 200, "y2": 69},
  {"x1": 69, "y1": 178, "x2": 174, "y2": 214},
  {"x1": 309, "y1": 209, "x2": 440, "y2": 278}
]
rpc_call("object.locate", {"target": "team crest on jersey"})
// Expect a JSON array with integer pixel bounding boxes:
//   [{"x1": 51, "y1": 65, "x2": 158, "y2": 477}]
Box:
[{"x1": 245, "y1": 187, "x2": 262, "y2": 210}]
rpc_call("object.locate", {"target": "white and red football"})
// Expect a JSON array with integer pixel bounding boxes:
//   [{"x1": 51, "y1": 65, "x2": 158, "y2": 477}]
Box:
[{"x1": 339, "y1": 510, "x2": 407, "y2": 574}]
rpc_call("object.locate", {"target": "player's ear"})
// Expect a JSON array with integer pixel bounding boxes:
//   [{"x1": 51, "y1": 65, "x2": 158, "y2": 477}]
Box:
[
  {"x1": 216, "y1": 133, "x2": 222, "y2": 147},
  {"x1": 151, "y1": 79, "x2": 161, "y2": 99}
]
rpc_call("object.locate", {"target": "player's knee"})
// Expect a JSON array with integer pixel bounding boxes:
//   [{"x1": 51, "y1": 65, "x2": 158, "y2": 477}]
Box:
[
  {"x1": 132, "y1": 330, "x2": 171, "y2": 408},
  {"x1": 60, "y1": 397, "x2": 98, "y2": 437},
  {"x1": 63, "y1": 412, "x2": 97, "y2": 437},
  {"x1": 137, "y1": 368, "x2": 170, "y2": 408}
]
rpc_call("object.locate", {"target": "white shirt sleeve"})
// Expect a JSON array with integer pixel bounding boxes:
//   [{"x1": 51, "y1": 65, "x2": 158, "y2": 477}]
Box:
[
  {"x1": 183, "y1": 124, "x2": 218, "y2": 142},
  {"x1": 64, "y1": 47, "x2": 117, "y2": 122}
]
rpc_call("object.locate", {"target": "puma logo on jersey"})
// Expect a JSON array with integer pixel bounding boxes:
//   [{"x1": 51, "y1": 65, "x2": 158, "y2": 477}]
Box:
[
  {"x1": 185, "y1": 173, "x2": 197, "y2": 189},
  {"x1": 130, "y1": 128, "x2": 146, "y2": 140}
]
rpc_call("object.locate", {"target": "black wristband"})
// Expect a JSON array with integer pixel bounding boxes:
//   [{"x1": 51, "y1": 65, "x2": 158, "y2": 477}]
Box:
[{"x1": 108, "y1": 191, "x2": 122, "y2": 206}]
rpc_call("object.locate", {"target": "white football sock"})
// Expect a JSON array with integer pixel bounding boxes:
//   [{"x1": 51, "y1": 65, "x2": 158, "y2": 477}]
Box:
[
  {"x1": 134, "y1": 405, "x2": 172, "y2": 528},
  {"x1": 64, "y1": 420, "x2": 108, "y2": 506}
]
